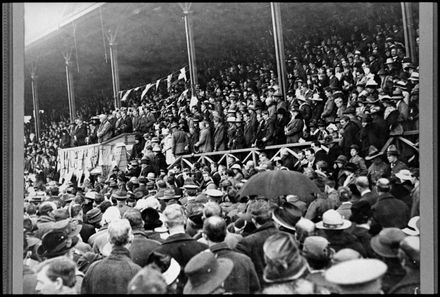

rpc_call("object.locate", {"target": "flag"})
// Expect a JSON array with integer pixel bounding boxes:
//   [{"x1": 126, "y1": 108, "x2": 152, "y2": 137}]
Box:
[
  {"x1": 121, "y1": 89, "x2": 132, "y2": 101},
  {"x1": 178, "y1": 67, "x2": 187, "y2": 81},
  {"x1": 134, "y1": 86, "x2": 141, "y2": 91},
  {"x1": 178, "y1": 89, "x2": 188, "y2": 103},
  {"x1": 190, "y1": 95, "x2": 198, "y2": 108},
  {"x1": 156, "y1": 79, "x2": 161, "y2": 91},
  {"x1": 167, "y1": 74, "x2": 173, "y2": 90},
  {"x1": 141, "y1": 83, "x2": 152, "y2": 100}
]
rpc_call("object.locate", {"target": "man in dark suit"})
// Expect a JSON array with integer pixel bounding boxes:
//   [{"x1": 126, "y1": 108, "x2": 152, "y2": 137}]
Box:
[
  {"x1": 73, "y1": 118, "x2": 88, "y2": 146},
  {"x1": 243, "y1": 111, "x2": 257, "y2": 148},
  {"x1": 235, "y1": 200, "x2": 278, "y2": 286},
  {"x1": 171, "y1": 122, "x2": 189, "y2": 156},
  {"x1": 370, "y1": 178, "x2": 410, "y2": 235},
  {"x1": 204, "y1": 216, "x2": 261, "y2": 294},
  {"x1": 213, "y1": 115, "x2": 227, "y2": 151},
  {"x1": 339, "y1": 115, "x2": 360, "y2": 157},
  {"x1": 152, "y1": 204, "x2": 208, "y2": 294},
  {"x1": 355, "y1": 176, "x2": 377, "y2": 206}
]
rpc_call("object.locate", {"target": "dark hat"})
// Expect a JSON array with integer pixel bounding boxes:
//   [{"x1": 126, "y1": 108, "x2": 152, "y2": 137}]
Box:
[
  {"x1": 349, "y1": 200, "x2": 372, "y2": 223},
  {"x1": 113, "y1": 190, "x2": 129, "y2": 200},
  {"x1": 141, "y1": 207, "x2": 163, "y2": 229},
  {"x1": 170, "y1": 122, "x2": 179, "y2": 129},
  {"x1": 272, "y1": 202, "x2": 303, "y2": 231},
  {"x1": 386, "y1": 144, "x2": 399, "y2": 156},
  {"x1": 342, "y1": 162, "x2": 358, "y2": 173},
  {"x1": 377, "y1": 68, "x2": 386, "y2": 75},
  {"x1": 370, "y1": 227, "x2": 407, "y2": 258},
  {"x1": 391, "y1": 88, "x2": 404, "y2": 100},
  {"x1": 158, "y1": 189, "x2": 180, "y2": 200},
  {"x1": 86, "y1": 208, "x2": 102, "y2": 225},
  {"x1": 37, "y1": 230, "x2": 78, "y2": 258},
  {"x1": 359, "y1": 113, "x2": 372, "y2": 123},
  {"x1": 365, "y1": 145, "x2": 383, "y2": 160},
  {"x1": 343, "y1": 107, "x2": 356, "y2": 115},
  {"x1": 335, "y1": 155, "x2": 348, "y2": 164},
  {"x1": 317, "y1": 119, "x2": 326, "y2": 127},
  {"x1": 140, "y1": 158, "x2": 150, "y2": 165},
  {"x1": 350, "y1": 144, "x2": 360, "y2": 151},
  {"x1": 184, "y1": 250, "x2": 234, "y2": 294},
  {"x1": 108, "y1": 179, "x2": 118, "y2": 188},
  {"x1": 138, "y1": 176, "x2": 147, "y2": 184}
]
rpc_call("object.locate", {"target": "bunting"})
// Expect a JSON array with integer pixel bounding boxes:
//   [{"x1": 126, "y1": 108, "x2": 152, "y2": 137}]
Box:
[
  {"x1": 178, "y1": 89, "x2": 189, "y2": 103},
  {"x1": 190, "y1": 95, "x2": 198, "y2": 108},
  {"x1": 121, "y1": 89, "x2": 132, "y2": 101},
  {"x1": 141, "y1": 83, "x2": 153, "y2": 100},
  {"x1": 156, "y1": 79, "x2": 161, "y2": 91},
  {"x1": 178, "y1": 67, "x2": 187, "y2": 81},
  {"x1": 167, "y1": 74, "x2": 173, "y2": 90}
]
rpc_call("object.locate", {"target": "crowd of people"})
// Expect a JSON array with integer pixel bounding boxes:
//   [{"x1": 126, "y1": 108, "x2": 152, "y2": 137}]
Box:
[{"x1": 23, "y1": 13, "x2": 422, "y2": 295}]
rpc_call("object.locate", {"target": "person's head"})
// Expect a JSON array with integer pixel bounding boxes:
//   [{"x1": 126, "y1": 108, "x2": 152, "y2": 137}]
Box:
[
  {"x1": 246, "y1": 199, "x2": 272, "y2": 226},
  {"x1": 35, "y1": 256, "x2": 77, "y2": 294},
  {"x1": 376, "y1": 178, "x2": 391, "y2": 193},
  {"x1": 339, "y1": 116, "x2": 350, "y2": 127},
  {"x1": 302, "y1": 236, "x2": 334, "y2": 270},
  {"x1": 107, "y1": 218, "x2": 134, "y2": 248},
  {"x1": 203, "y1": 216, "x2": 227, "y2": 244},
  {"x1": 127, "y1": 266, "x2": 168, "y2": 294},
  {"x1": 355, "y1": 176, "x2": 370, "y2": 192},
  {"x1": 398, "y1": 236, "x2": 420, "y2": 270},
  {"x1": 163, "y1": 204, "x2": 186, "y2": 230},
  {"x1": 100, "y1": 206, "x2": 121, "y2": 226},
  {"x1": 202, "y1": 201, "x2": 222, "y2": 219},
  {"x1": 123, "y1": 209, "x2": 144, "y2": 230}
]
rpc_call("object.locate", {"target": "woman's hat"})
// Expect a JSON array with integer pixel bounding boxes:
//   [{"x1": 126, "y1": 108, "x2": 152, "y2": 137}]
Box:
[
  {"x1": 331, "y1": 248, "x2": 362, "y2": 265},
  {"x1": 334, "y1": 155, "x2": 348, "y2": 165},
  {"x1": 386, "y1": 144, "x2": 400, "y2": 156},
  {"x1": 395, "y1": 169, "x2": 413, "y2": 182},
  {"x1": 315, "y1": 209, "x2": 352, "y2": 230},
  {"x1": 37, "y1": 229, "x2": 78, "y2": 258},
  {"x1": 365, "y1": 145, "x2": 383, "y2": 160},
  {"x1": 184, "y1": 250, "x2": 233, "y2": 294},
  {"x1": 370, "y1": 227, "x2": 407, "y2": 258},
  {"x1": 263, "y1": 231, "x2": 308, "y2": 283},
  {"x1": 158, "y1": 189, "x2": 180, "y2": 200},
  {"x1": 272, "y1": 202, "x2": 303, "y2": 231},
  {"x1": 86, "y1": 208, "x2": 102, "y2": 225}
]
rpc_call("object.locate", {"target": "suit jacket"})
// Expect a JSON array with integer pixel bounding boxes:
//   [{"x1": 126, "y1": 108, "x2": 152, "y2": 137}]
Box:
[
  {"x1": 210, "y1": 242, "x2": 261, "y2": 294},
  {"x1": 244, "y1": 120, "x2": 257, "y2": 147},
  {"x1": 153, "y1": 233, "x2": 208, "y2": 294},
  {"x1": 97, "y1": 120, "x2": 113, "y2": 143},
  {"x1": 81, "y1": 246, "x2": 141, "y2": 294},
  {"x1": 213, "y1": 123, "x2": 227, "y2": 151},
  {"x1": 195, "y1": 127, "x2": 213, "y2": 153},
  {"x1": 235, "y1": 222, "x2": 278, "y2": 286},
  {"x1": 371, "y1": 193, "x2": 410, "y2": 229},
  {"x1": 171, "y1": 130, "x2": 189, "y2": 155},
  {"x1": 128, "y1": 229, "x2": 161, "y2": 267},
  {"x1": 285, "y1": 117, "x2": 304, "y2": 143},
  {"x1": 73, "y1": 123, "x2": 88, "y2": 146},
  {"x1": 321, "y1": 98, "x2": 336, "y2": 123},
  {"x1": 341, "y1": 121, "x2": 360, "y2": 156}
]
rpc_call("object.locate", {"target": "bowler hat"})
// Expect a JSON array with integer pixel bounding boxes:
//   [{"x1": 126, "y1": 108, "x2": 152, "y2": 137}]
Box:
[
  {"x1": 272, "y1": 202, "x2": 303, "y2": 231},
  {"x1": 370, "y1": 227, "x2": 406, "y2": 258},
  {"x1": 184, "y1": 250, "x2": 233, "y2": 294}
]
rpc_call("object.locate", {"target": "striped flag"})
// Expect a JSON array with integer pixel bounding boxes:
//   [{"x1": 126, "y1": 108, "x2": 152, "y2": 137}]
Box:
[
  {"x1": 178, "y1": 67, "x2": 187, "y2": 81},
  {"x1": 178, "y1": 89, "x2": 189, "y2": 103},
  {"x1": 121, "y1": 89, "x2": 132, "y2": 101}
]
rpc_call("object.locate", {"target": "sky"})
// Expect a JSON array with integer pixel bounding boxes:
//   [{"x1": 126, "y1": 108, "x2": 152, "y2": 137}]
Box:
[{"x1": 24, "y1": 3, "x2": 98, "y2": 46}]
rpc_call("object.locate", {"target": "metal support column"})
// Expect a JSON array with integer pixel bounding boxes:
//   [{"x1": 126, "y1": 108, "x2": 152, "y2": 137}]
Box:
[
  {"x1": 30, "y1": 64, "x2": 41, "y2": 141},
  {"x1": 270, "y1": 2, "x2": 287, "y2": 98},
  {"x1": 63, "y1": 50, "x2": 76, "y2": 123},
  {"x1": 181, "y1": 3, "x2": 198, "y2": 98},
  {"x1": 108, "y1": 31, "x2": 121, "y2": 109},
  {"x1": 401, "y1": 2, "x2": 417, "y2": 64}
]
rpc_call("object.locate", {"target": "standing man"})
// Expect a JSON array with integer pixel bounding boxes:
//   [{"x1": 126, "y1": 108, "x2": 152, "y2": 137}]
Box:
[
  {"x1": 171, "y1": 122, "x2": 189, "y2": 156},
  {"x1": 194, "y1": 120, "x2": 213, "y2": 153},
  {"x1": 96, "y1": 114, "x2": 113, "y2": 143},
  {"x1": 72, "y1": 117, "x2": 88, "y2": 146},
  {"x1": 339, "y1": 116, "x2": 360, "y2": 157}
]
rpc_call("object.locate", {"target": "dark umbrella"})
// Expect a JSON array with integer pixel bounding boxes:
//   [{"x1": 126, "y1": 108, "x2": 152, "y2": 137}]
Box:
[{"x1": 238, "y1": 170, "x2": 320, "y2": 205}]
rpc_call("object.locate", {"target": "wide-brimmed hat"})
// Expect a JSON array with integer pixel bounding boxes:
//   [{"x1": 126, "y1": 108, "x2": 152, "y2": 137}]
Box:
[
  {"x1": 391, "y1": 88, "x2": 404, "y2": 100},
  {"x1": 325, "y1": 259, "x2": 387, "y2": 288},
  {"x1": 365, "y1": 79, "x2": 378, "y2": 88},
  {"x1": 205, "y1": 189, "x2": 224, "y2": 199},
  {"x1": 263, "y1": 231, "x2": 308, "y2": 283},
  {"x1": 399, "y1": 236, "x2": 420, "y2": 265},
  {"x1": 113, "y1": 190, "x2": 129, "y2": 200},
  {"x1": 385, "y1": 58, "x2": 395, "y2": 64},
  {"x1": 370, "y1": 227, "x2": 407, "y2": 258},
  {"x1": 84, "y1": 191, "x2": 98, "y2": 200},
  {"x1": 395, "y1": 169, "x2": 413, "y2": 182},
  {"x1": 272, "y1": 202, "x2": 303, "y2": 231},
  {"x1": 316, "y1": 209, "x2": 352, "y2": 230},
  {"x1": 365, "y1": 145, "x2": 383, "y2": 160},
  {"x1": 401, "y1": 216, "x2": 420, "y2": 236},
  {"x1": 86, "y1": 208, "x2": 102, "y2": 225},
  {"x1": 311, "y1": 93, "x2": 324, "y2": 101},
  {"x1": 37, "y1": 229, "x2": 78, "y2": 258},
  {"x1": 158, "y1": 189, "x2": 180, "y2": 200},
  {"x1": 184, "y1": 250, "x2": 234, "y2": 294}
]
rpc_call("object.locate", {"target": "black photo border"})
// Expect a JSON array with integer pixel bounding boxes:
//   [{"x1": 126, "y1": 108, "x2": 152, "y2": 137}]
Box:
[{"x1": 2, "y1": 2, "x2": 438, "y2": 294}]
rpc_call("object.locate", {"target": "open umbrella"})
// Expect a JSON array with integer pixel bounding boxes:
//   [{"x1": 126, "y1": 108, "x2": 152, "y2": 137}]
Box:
[{"x1": 238, "y1": 170, "x2": 320, "y2": 204}]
